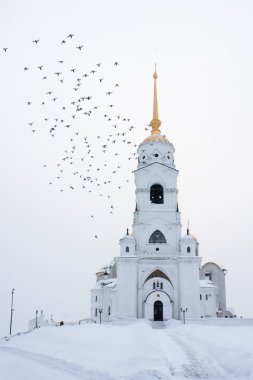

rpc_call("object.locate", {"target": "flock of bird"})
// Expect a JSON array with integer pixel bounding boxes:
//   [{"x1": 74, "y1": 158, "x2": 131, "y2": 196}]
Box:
[{"x1": 2, "y1": 34, "x2": 149, "y2": 239}]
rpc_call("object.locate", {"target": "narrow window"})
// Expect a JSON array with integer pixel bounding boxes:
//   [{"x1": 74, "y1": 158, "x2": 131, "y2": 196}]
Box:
[
  {"x1": 95, "y1": 296, "x2": 97, "y2": 302},
  {"x1": 160, "y1": 282, "x2": 163, "y2": 290},
  {"x1": 150, "y1": 184, "x2": 164, "y2": 204},
  {"x1": 200, "y1": 294, "x2": 202, "y2": 300},
  {"x1": 157, "y1": 281, "x2": 159, "y2": 288},
  {"x1": 153, "y1": 282, "x2": 156, "y2": 290},
  {"x1": 187, "y1": 246, "x2": 191, "y2": 253},
  {"x1": 108, "y1": 306, "x2": 111, "y2": 316},
  {"x1": 95, "y1": 308, "x2": 97, "y2": 317},
  {"x1": 149, "y1": 230, "x2": 166, "y2": 244},
  {"x1": 125, "y1": 246, "x2": 129, "y2": 253},
  {"x1": 206, "y1": 294, "x2": 208, "y2": 300},
  {"x1": 205, "y1": 272, "x2": 212, "y2": 281}
]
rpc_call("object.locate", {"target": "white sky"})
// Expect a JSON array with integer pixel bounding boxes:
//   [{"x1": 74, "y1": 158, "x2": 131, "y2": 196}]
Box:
[{"x1": 0, "y1": 0, "x2": 253, "y2": 335}]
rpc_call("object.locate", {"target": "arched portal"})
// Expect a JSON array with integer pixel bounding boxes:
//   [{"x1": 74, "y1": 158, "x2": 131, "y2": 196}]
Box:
[{"x1": 154, "y1": 301, "x2": 163, "y2": 321}]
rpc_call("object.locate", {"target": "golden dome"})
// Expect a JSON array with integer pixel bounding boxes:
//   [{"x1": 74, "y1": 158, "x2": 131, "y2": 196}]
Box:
[{"x1": 142, "y1": 134, "x2": 170, "y2": 144}]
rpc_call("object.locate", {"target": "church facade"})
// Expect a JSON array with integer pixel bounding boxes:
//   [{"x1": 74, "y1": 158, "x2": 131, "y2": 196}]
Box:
[{"x1": 90, "y1": 71, "x2": 228, "y2": 322}]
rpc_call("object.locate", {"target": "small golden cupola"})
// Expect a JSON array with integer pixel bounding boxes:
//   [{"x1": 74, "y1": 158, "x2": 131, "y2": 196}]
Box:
[{"x1": 143, "y1": 65, "x2": 170, "y2": 144}]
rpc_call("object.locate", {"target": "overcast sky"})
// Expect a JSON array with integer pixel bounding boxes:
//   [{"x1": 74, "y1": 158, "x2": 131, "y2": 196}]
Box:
[{"x1": 1, "y1": 0, "x2": 253, "y2": 335}]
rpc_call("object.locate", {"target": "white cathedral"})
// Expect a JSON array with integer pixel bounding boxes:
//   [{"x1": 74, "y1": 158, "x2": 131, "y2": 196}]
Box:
[{"x1": 90, "y1": 70, "x2": 229, "y2": 322}]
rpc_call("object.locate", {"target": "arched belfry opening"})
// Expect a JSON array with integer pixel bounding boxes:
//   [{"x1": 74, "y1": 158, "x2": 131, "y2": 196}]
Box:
[
  {"x1": 150, "y1": 184, "x2": 164, "y2": 204},
  {"x1": 149, "y1": 230, "x2": 166, "y2": 244}
]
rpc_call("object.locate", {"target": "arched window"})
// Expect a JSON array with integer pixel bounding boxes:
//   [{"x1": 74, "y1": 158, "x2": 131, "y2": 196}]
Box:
[
  {"x1": 125, "y1": 246, "x2": 129, "y2": 253},
  {"x1": 149, "y1": 230, "x2": 166, "y2": 244},
  {"x1": 187, "y1": 246, "x2": 191, "y2": 253},
  {"x1": 150, "y1": 184, "x2": 164, "y2": 204}
]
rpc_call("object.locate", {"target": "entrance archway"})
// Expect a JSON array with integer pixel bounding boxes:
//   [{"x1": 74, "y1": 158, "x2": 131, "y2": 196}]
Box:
[{"x1": 154, "y1": 300, "x2": 163, "y2": 321}]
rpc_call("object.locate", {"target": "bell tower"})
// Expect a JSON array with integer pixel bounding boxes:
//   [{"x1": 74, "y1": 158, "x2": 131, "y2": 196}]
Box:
[
  {"x1": 116, "y1": 67, "x2": 201, "y2": 320},
  {"x1": 132, "y1": 68, "x2": 181, "y2": 257}
]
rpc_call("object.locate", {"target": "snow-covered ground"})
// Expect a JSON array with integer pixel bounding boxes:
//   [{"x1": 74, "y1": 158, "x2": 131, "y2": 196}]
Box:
[{"x1": 0, "y1": 319, "x2": 253, "y2": 380}]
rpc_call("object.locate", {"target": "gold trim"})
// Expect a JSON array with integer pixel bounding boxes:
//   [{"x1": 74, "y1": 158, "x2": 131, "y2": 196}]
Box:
[{"x1": 143, "y1": 134, "x2": 170, "y2": 143}]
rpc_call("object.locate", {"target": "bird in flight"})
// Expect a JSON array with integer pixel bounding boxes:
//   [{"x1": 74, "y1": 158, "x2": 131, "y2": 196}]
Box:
[
  {"x1": 3, "y1": 48, "x2": 8, "y2": 52},
  {"x1": 76, "y1": 45, "x2": 83, "y2": 50},
  {"x1": 114, "y1": 62, "x2": 119, "y2": 65},
  {"x1": 24, "y1": 67, "x2": 28, "y2": 71},
  {"x1": 67, "y1": 34, "x2": 74, "y2": 38},
  {"x1": 32, "y1": 39, "x2": 40, "y2": 44}
]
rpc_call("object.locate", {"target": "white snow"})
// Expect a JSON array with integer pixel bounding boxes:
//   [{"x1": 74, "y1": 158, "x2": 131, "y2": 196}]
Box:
[
  {"x1": 0, "y1": 319, "x2": 253, "y2": 380},
  {"x1": 94, "y1": 278, "x2": 117, "y2": 288},
  {"x1": 199, "y1": 279, "x2": 216, "y2": 288}
]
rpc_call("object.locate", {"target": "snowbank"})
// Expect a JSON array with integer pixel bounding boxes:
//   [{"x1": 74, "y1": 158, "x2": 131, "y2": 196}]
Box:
[{"x1": 0, "y1": 319, "x2": 253, "y2": 379}]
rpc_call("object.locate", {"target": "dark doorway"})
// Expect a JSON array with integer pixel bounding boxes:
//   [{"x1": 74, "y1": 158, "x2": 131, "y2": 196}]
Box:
[{"x1": 154, "y1": 301, "x2": 163, "y2": 321}]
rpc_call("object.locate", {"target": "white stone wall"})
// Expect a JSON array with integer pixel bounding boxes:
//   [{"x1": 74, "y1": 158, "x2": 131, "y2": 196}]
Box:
[
  {"x1": 178, "y1": 257, "x2": 202, "y2": 318},
  {"x1": 90, "y1": 287, "x2": 117, "y2": 322},
  {"x1": 116, "y1": 257, "x2": 138, "y2": 318},
  {"x1": 200, "y1": 285, "x2": 217, "y2": 317},
  {"x1": 200, "y1": 262, "x2": 227, "y2": 316}
]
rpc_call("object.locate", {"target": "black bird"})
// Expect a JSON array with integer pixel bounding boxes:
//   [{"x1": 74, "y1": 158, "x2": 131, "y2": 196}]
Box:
[
  {"x1": 106, "y1": 91, "x2": 113, "y2": 95},
  {"x1": 67, "y1": 34, "x2": 74, "y2": 38},
  {"x1": 61, "y1": 40, "x2": 66, "y2": 44},
  {"x1": 24, "y1": 67, "x2": 28, "y2": 71},
  {"x1": 32, "y1": 39, "x2": 40, "y2": 44},
  {"x1": 99, "y1": 78, "x2": 103, "y2": 82},
  {"x1": 58, "y1": 60, "x2": 64, "y2": 64},
  {"x1": 114, "y1": 62, "x2": 119, "y2": 65},
  {"x1": 71, "y1": 68, "x2": 76, "y2": 73},
  {"x1": 38, "y1": 66, "x2": 43, "y2": 70},
  {"x1": 76, "y1": 45, "x2": 83, "y2": 50},
  {"x1": 3, "y1": 48, "x2": 8, "y2": 52}
]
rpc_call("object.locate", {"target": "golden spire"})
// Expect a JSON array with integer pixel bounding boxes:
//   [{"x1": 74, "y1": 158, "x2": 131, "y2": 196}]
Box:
[{"x1": 150, "y1": 63, "x2": 161, "y2": 135}]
